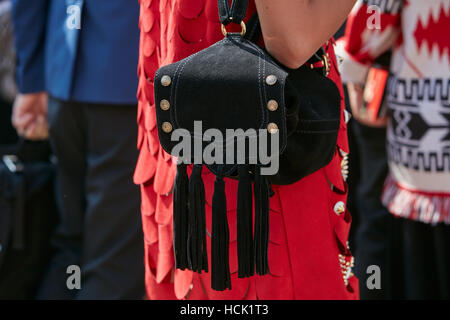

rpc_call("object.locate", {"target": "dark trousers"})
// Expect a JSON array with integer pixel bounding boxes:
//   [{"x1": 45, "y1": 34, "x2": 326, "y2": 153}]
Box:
[
  {"x1": 0, "y1": 97, "x2": 17, "y2": 145},
  {"x1": 401, "y1": 219, "x2": 450, "y2": 299},
  {"x1": 352, "y1": 121, "x2": 404, "y2": 300},
  {"x1": 37, "y1": 97, "x2": 145, "y2": 299},
  {"x1": 352, "y1": 121, "x2": 450, "y2": 300}
]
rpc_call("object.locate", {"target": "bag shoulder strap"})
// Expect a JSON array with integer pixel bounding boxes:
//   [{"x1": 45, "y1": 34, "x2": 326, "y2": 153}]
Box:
[
  {"x1": 218, "y1": 0, "x2": 249, "y2": 25},
  {"x1": 244, "y1": 12, "x2": 261, "y2": 42}
]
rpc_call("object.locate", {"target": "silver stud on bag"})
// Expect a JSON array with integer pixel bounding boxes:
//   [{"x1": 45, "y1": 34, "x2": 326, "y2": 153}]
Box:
[
  {"x1": 161, "y1": 75, "x2": 172, "y2": 87},
  {"x1": 267, "y1": 100, "x2": 279, "y2": 111},
  {"x1": 162, "y1": 122, "x2": 173, "y2": 133},
  {"x1": 267, "y1": 123, "x2": 278, "y2": 134},
  {"x1": 160, "y1": 99, "x2": 170, "y2": 111},
  {"x1": 266, "y1": 75, "x2": 277, "y2": 86}
]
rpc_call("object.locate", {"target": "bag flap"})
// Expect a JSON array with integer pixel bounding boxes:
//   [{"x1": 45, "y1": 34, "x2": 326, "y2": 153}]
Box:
[{"x1": 154, "y1": 34, "x2": 288, "y2": 172}]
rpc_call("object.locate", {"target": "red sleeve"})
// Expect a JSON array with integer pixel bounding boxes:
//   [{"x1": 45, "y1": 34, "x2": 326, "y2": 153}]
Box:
[{"x1": 335, "y1": 0, "x2": 403, "y2": 84}]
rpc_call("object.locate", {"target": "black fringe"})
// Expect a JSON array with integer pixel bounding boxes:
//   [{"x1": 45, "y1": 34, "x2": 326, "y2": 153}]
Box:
[
  {"x1": 236, "y1": 165, "x2": 254, "y2": 278},
  {"x1": 211, "y1": 170, "x2": 231, "y2": 291},
  {"x1": 173, "y1": 163, "x2": 189, "y2": 270},
  {"x1": 187, "y1": 164, "x2": 208, "y2": 273},
  {"x1": 254, "y1": 165, "x2": 270, "y2": 275}
]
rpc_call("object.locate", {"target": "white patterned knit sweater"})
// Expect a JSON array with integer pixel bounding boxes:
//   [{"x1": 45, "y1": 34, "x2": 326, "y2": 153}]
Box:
[{"x1": 337, "y1": 0, "x2": 450, "y2": 224}]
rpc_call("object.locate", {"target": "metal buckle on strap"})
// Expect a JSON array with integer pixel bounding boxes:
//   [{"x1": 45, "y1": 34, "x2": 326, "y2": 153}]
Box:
[{"x1": 221, "y1": 19, "x2": 247, "y2": 37}]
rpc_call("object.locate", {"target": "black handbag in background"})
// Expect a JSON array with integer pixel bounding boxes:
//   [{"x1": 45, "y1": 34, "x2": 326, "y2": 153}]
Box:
[{"x1": 0, "y1": 139, "x2": 58, "y2": 299}]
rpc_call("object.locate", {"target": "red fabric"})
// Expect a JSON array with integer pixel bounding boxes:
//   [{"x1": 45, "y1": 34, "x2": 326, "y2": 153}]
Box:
[
  {"x1": 135, "y1": 0, "x2": 359, "y2": 300},
  {"x1": 382, "y1": 175, "x2": 450, "y2": 225}
]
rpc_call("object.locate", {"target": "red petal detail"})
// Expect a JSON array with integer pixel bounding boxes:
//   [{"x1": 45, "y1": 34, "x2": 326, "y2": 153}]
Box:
[
  {"x1": 145, "y1": 103, "x2": 157, "y2": 131},
  {"x1": 143, "y1": 35, "x2": 157, "y2": 57},
  {"x1": 142, "y1": 0, "x2": 152, "y2": 9},
  {"x1": 170, "y1": 26, "x2": 206, "y2": 59},
  {"x1": 156, "y1": 250, "x2": 174, "y2": 283},
  {"x1": 167, "y1": 16, "x2": 177, "y2": 43},
  {"x1": 145, "y1": 242, "x2": 158, "y2": 277},
  {"x1": 142, "y1": 11, "x2": 155, "y2": 33},
  {"x1": 142, "y1": 214, "x2": 158, "y2": 245},
  {"x1": 137, "y1": 98, "x2": 145, "y2": 123},
  {"x1": 155, "y1": 194, "x2": 173, "y2": 226},
  {"x1": 137, "y1": 125, "x2": 145, "y2": 150},
  {"x1": 143, "y1": 81, "x2": 155, "y2": 106},
  {"x1": 174, "y1": 269, "x2": 193, "y2": 300},
  {"x1": 177, "y1": 14, "x2": 207, "y2": 44},
  {"x1": 178, "y1": 0, "x2": 205, "y2": 19},
  {"x1": 137, "y1": 60, "x2": 142, "y2": 77},
  {"x1": 147, "y1": 128, "x2": 160, "y2": 156},
  {"x1": 158, "y1": 222, "x2": 173, "y2": 252},
  {"x1": 146, "y1": 274, "x2": 177, "y2": 300},
  {"x1": 134, "y1": 135, "x2": 158, "y2": 184},
  {"x1": 153, "y1": 149, "x2": 176, "y2": 195},
  {"x1": 143, "y1": 61, "x2": 159, "y2": 92},
  {"x1": 162, "y1": 148, "x2": 172, "y2": 162},
  {"x1": 159, "y1": 0, "x2": 168, "y2": 13},
  {"x1": 141, "y1": 181, "x2": 157, "y2": 216}
]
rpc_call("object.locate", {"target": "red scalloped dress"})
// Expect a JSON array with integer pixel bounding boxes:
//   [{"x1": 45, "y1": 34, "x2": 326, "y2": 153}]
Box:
[{"x1": 135, "y1": 0, "x2": 359, "y2": 300}]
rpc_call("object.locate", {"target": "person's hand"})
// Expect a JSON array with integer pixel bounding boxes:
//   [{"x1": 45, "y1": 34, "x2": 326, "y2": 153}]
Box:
[
  {"x1": 347, "y1": 82, "x2": 364, "y2": 119},
  {"x1": 11, "y1": 92, "x2": 49, "y2": 140},
  {"x1": 347, "y1": 82, "x2": 387, "y2": 128}
]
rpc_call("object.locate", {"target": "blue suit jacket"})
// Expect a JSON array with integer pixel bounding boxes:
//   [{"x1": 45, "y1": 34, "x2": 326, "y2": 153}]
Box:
[{"x1": 12, "y1": 0, "x2": 140, "y2": 104}]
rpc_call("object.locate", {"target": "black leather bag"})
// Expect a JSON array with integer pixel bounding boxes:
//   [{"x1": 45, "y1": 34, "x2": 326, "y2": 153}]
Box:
[
  {"x1": 154, "y1": 0, "x2": 341, "y2": 290},
  {"x1": 0, "y1": 140, "x2": 58, "y2": 299}
]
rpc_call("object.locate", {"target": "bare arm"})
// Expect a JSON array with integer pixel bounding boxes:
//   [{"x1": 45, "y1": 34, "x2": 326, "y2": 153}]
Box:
[{"x1": 255, "y1": 0, "x2": 356, "y2": 69}]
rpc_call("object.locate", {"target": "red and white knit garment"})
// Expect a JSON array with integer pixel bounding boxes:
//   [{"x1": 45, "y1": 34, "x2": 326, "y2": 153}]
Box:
[{"x1": 337, "y1": 0, "x2": 450, "y2": 225}]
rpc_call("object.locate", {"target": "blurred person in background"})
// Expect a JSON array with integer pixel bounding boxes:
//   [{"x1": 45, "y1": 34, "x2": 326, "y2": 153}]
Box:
[
  {"x1": 338, "y1": 0, "x2": 450, "y2": 299},
  {"x1": 338, "y1": 42, "x2": 404, "y2": 299},
  {"x1": 0, "y1": 0, "x2": 17, "y2": 145},
  {"x1": 10, "y1": 0, "x2": 145, "y2": 299},
  {"x1": 337, "y1": 1, "x2": 404, "y2": 297}
]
